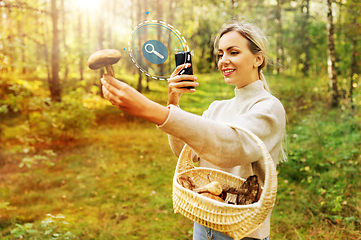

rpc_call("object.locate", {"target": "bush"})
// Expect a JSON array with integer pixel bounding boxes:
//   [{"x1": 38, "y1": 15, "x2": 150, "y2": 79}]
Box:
[
  {"x1": 1, "y1": 81, "x2": 96, "y2": 168},
  {"x1": 2, "y1": 82, "x2": 96, "y2": 142},
  {"x1": 281, "y1": 108, "x2": 361, "y2": 224},
  {"x1": 36, "y1": 89, "x2": 97, "y2": 140},
  {"x1": 10, "y1": 214, "x2": 75, "y2": 239}
]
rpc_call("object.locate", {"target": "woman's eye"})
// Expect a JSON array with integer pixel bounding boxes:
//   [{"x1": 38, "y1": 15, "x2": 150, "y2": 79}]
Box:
[
  {"x1": 218, "y1": 54, "x2": 223, "y2": 58},
  {"x1": 231, "y1": 51, "x2": 239, "y2": 55}
]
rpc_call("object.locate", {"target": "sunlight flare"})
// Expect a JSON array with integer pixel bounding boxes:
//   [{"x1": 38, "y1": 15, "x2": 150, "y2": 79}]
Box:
[{"x1": 76, "y1": 0, "x2": 101, "y2": 10}]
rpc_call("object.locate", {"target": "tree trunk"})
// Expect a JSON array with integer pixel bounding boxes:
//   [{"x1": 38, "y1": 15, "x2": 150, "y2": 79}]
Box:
[
  {"x1": 40, "y1": 12, "x2": 51, "y2": 86},
  {"x1": 327, "y1": 0, "x2": 339, "y2": 108},
  {"x1": 302, "y1": 0, "x2": 310, "y2": 76},
  {"x1": 61, "y1": 0, "x2": 68, "y2": 80},
  {"x1": 276, "y1": 0, "x2": 284, "y2": 73},
  {"x1": 17, "y1": 16, "x2": 26, "y2": 74},
  {"x1": 144, "y1": 0, "x2": 150, "y2": 91},
  {"x1": 97, "y1": 4, "x2": 105, "y2": 97},
  {"x1": 137, "y1": 0, "x2": 143, "y2": 93},
  {"x1": 350, "y1": 35, "x2": 357, "y2": 109},
  {"x1": 50, "y1": 0, "x2": 61, "y2": 102},
  {"x1": 5, "y1": 22, "x2": 14, "y2": 73},
  {"x1": 78, "y1": 10, "x2": 84, "y2": 80},
  {"x1": 157, "y1": 0, "x2": 163, "y2": 81},
  {"x1": 86, "y1": 9, "x2": 91, "y2": 75},
  {"x1": 349, "y1": 2, "x2": 359, "y2": 109},
  {"x1": 167, "y1": 0, "x2": 175, "y2": 72}
]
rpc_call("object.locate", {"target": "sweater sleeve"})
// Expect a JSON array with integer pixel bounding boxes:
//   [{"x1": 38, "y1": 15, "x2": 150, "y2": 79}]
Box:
[
  {"x1": 167, "y1": 134, "x2": 185, "y2": 157},
  {"x1": 166, "y1": 105, "x2": 208, "y2": 159},
  {"x1": 158, "y1": 98, "x2": 285, "y2": 168}
]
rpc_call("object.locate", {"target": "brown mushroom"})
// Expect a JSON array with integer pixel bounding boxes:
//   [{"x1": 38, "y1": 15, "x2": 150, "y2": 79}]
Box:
[
  {"x1": 87, "y1": 49, "x2": 121, "y2": 77},
  {"x1": 177, "y1": 175, "x2": 197, "y2": 191},
  {"x1": 193, "y1": 181, "x2": 223, "y2": 196}
]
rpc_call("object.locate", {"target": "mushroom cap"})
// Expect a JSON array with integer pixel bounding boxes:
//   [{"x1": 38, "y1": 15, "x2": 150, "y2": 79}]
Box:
[{"x1": 87, "y1": 49, "x2": 121, "y2": 70}]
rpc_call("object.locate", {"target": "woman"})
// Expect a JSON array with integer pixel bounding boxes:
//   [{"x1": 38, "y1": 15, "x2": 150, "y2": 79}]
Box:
[{"x1": 101, "y1": 21, "x2": 286, "y2": 240}]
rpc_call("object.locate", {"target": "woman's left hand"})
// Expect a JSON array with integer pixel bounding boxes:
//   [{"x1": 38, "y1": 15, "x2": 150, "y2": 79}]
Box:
[{"x1": 101, "y1": 75, "x2": 169, "y2": 125}]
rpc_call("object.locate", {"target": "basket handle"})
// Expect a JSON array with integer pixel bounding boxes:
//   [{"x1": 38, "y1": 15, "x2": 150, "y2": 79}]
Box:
[
  {"x1": 175, "y1": 142, "x2": 195, "y2": 174},
  {"x1": 174, "y1": 123, "x2": 277, "y2": 195}
]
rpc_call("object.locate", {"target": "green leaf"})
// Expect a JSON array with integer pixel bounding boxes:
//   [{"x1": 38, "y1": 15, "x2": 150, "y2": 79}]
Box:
[
  {"x1": 15, "y1": 223, "x2": 24, "y2": 229},
  {"x1": 26, "y1": 229, "x2": 38, "y2": 234},
  {"x1": 24, "y1": 223, "x2": 34, "y2": 229},
  {"x1": 0, "y1": 201, "x2": 10, "y2": 209}
]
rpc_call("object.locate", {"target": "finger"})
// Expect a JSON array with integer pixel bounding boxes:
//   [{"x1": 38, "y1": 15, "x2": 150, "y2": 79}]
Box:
[
  {"x1": 102, "y1": 74, "x2": 126, "y2": 90},
  {"x1": 102, "y1": 83, "x2": 120, "y2": 104},
  {"x1": 169, "y1": 80, "x2": 199, "y2": 89},
  {"x1": 102, "y1": 85, "x2": 114, "y2": 102},
  {"x1": 102, "y1": 77, "x2": 123, "y2": 97},
  {"x1": 168, "y1": 74, "x2": 197, "y2": 84},
  {"x1": 173, "y1": 86, "x2": 196, "y2": 93},
  {"x1": 170, "y1": 63, "x2": 192, "y2": 78}
]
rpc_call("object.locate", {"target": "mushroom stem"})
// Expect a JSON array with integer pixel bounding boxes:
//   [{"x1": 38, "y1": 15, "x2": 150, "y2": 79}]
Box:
[{"x1": 105, "y1": 64, "x2": 114, "y2": 77}]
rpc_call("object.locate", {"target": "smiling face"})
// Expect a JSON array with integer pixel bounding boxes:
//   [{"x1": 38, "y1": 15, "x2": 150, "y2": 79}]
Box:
[{"x1": 217, "y1": 31, "x2": 263, "y2": 89}]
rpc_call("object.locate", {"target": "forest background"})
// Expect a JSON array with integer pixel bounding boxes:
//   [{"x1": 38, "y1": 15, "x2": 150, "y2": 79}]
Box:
[{"x1": 0, "y1": 0, "x2": 360, "y2": 239}]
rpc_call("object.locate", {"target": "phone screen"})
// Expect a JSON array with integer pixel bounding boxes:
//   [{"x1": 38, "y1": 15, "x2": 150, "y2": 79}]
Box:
[{"x1": 175, "y1": 51, "x2": 193, "y2": 75}]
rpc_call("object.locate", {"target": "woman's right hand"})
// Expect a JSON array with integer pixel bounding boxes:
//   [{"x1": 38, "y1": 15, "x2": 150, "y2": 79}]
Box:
[{"x1": 167, "y1": 63, "x2": 199, "y2": 106}]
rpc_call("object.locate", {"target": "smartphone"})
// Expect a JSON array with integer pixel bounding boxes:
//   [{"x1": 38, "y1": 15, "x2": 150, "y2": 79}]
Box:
[
  {"x1": 175, "y1": 51, "x2": 193, "y2": 88},
  {"x1": 175, "y1": 51, "x2": 193, "y2": 75}
]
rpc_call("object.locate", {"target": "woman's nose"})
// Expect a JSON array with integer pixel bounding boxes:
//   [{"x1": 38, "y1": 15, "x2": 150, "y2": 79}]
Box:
[{"x1": 219, "y1": 54, "x2": 230, "y2": 65}]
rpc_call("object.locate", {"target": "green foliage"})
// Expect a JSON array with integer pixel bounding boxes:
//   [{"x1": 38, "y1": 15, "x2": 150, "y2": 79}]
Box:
[
  {"x1": 10, "y1": 223, "x2": 38, "y2": 238},
  {"x1": 0, "y1": 201, "x2": 10, "y2": 210},
  {"x1": 42, "y1": 89, "x2": 97, "y2": 139},
  {"x1": 40, "y1": 214, "x2": 75, "y2": 240},
  {"x1": 282, "y1": 11, "x2": 328, "y2": 75},
  {"x1": 2, "y1": 80, "x2": 96, "y2": 141},
  {"x1": 19, "y1": 150, "x2": 56, "y2": 168},
  {"x1": 281, "y1": 106, "x2": 360, "y2": 225},
  {"x1": 1, "y1": 79, "x2": 96, "y2": 168},
  {"x1": 10, "y1": 214, "x2": 75, "y2": 239}
]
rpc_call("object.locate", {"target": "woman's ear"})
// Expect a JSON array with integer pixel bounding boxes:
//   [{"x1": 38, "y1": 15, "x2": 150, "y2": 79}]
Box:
[{"x1": 254, "y1": 53, "x2": 264, "y2": 68}]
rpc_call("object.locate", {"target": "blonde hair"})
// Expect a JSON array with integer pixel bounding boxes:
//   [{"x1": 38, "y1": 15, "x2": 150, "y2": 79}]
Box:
[{"x1": 214, "y1": 21, "x2": 270, "y2": 92}]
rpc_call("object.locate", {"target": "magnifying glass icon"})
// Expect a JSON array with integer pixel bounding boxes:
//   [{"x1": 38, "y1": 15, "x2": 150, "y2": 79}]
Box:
[{"x1": 144, "y1": 43, "x2": 165, "y2": 59}]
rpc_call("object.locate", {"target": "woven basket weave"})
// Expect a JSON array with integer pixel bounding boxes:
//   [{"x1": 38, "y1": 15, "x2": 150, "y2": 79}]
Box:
[{"x1": 172, "y1": 123, "x2": 278, "y2": 240}]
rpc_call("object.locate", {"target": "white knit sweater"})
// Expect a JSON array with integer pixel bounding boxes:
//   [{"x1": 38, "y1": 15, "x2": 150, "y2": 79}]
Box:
[{"x1": 158, "y1": 80, "x2": 286, "y2": 239}]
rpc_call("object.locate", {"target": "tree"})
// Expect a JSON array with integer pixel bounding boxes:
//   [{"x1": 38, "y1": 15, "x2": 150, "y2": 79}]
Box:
[
  {"x1": 346, "y1": 1, "x2": 360, "y2": 109},
  {"x1": 136, "y1": 0, "x2": 144, "y2": 93},
  {"x1": 61, "y1": 0, "x2": 69, "y2": 80},
  {"x1": 78, "y1": 9, "x2": 84, "y2": 80},
  {"x1": 50, "y1": 0, "x2": 61, "y2": 102},
  {"x1": 327, "y1": 0, "x2": 339, "y2": 108},
  {"x1": 301, "y1": 0, "x2": 310, "y2": 76},
  {"x1": 275, "y1": 0, "x2": 284, "y2": 73}
]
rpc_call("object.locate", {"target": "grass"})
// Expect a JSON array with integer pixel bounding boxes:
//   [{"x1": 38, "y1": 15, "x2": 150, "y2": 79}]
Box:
[
  {"x1": 1, "y1": 71, "x2": 361, "y2": 239},
  {"x1": 1, "y1": 122, "x2": 194, "y2": 239}
]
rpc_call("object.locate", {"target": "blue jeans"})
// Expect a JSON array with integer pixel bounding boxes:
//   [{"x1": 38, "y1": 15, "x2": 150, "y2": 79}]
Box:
[{"x1": 193, "y1": 222, "x2": 269, "y2": 240}]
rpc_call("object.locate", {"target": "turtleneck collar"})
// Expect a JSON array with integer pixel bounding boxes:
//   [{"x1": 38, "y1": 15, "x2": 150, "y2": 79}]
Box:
[{"x1": 234, "y1": 80, "x2": 265, "y2": 102}]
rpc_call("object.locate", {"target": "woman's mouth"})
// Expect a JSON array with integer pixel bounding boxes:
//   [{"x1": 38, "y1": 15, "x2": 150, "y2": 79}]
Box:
[{"x1": 222, "y1": 69, "x2": 235, "y2": 76}]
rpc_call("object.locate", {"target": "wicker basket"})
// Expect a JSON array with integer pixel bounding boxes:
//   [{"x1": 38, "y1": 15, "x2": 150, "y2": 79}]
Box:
[{"x1": 172, "y1": 123, "x2": 278, "y2": 240}]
